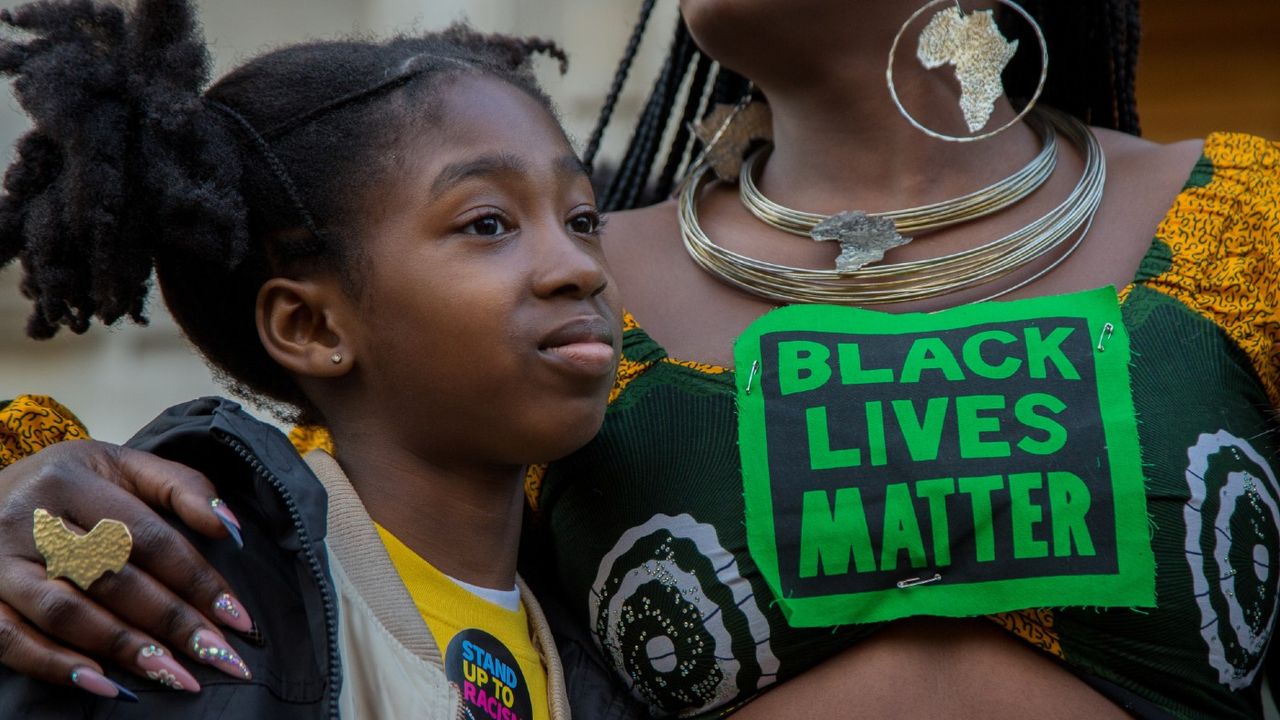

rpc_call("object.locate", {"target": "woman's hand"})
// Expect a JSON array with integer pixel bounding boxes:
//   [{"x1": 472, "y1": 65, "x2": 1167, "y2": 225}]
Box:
[{"x1": 0, "y1": 440, "x2": 254, "y2": 697}]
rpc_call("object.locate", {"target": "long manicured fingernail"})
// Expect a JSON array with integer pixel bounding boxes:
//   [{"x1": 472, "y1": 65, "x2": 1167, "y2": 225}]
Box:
[
  {"x1": 71, "y1": 666, "x2": 139, "y2": 702},
  {"x1": 137, "y1": 644, "x2": 200, "y2": 693},
  {"x1": 191, "y1": 629, "x2": 252, "y2": 680},
  {"x1": 211, "y1": 592, "x2": 255, "y2": 634},
  {"x1": 210, "y1": 498, "x2": 243, "y2": 549}
]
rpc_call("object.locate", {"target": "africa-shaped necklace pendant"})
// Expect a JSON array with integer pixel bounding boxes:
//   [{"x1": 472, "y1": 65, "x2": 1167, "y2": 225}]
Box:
[
  {"x1": 917, "y1": 5, "x2": 1019, "y2": 132},
  {"x1": 811, "y1": 211, "x2": 910, "y2": 273}
]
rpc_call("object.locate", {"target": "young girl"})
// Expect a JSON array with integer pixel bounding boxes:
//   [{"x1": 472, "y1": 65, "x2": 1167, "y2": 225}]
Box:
[{"x1": 0, "y1": 0, "x2": 621, "y2": 716}]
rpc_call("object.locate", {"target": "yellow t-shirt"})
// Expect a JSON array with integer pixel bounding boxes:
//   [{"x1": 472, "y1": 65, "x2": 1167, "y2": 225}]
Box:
[{"x1": 375, "y1": 525, "x2": 549, "y2": 720}]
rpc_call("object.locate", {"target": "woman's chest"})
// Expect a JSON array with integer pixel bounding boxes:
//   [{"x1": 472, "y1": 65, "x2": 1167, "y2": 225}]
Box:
[{"x1": 540, "y1": 287, "x2": 1280, "y2": 717}]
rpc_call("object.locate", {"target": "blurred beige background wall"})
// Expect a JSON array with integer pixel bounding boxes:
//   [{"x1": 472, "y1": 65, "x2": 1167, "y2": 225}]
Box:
[{"x1": 0, "y1": 0, "x2": 1276, "y2": 441}]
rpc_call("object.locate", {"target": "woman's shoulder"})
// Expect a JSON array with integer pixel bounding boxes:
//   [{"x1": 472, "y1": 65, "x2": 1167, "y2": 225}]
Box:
[
  {"x1": 1097, "y1": 126, "x2": 1279, "y2": 204},
  {"x1": 1115, "y1": 128, "x2": 1280, "y2": 409},
  {"x1": 1094, "y1": 127, "x2": 1207, "y2": 187},
  {"x1": 1095, "y1": 126, "x2": 1279, "y2": 270},
  {"x1": 599, "y1": 198, "x2": 687, "y2": 306},
  {"x1": 602, "y1": 199, "x2": 680, "y2": 253},
  {"x1": 1117, "y1": 127, "x2": 1280, "y2": 255}
]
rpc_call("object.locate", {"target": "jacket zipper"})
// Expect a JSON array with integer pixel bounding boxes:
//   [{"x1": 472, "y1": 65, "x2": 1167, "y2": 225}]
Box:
[{"x1": 215, "y1": 430, "x2": 342, "y2": 720}]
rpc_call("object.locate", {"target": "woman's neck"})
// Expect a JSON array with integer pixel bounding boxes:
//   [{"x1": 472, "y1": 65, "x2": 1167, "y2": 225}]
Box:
[
  {"x1": 746, "y1": 2, "x2": 1038, "y2": 215},
  {"x1": 326, "y1": 427, "x2": 526, "y2": 591}
]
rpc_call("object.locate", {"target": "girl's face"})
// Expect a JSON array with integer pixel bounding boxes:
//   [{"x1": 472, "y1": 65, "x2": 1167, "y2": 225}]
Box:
[{"x1": 338, "y1": 73, "x2": 621, "y2": 468}]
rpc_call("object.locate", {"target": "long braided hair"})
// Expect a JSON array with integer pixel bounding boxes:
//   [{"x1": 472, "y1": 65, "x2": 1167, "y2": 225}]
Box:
[
  {"x1": 0, "y1": 0, "x2": 566, "y2": 423},
  {"x1": 590, "y1": 0, "x2": 1142, "y2": 211}
]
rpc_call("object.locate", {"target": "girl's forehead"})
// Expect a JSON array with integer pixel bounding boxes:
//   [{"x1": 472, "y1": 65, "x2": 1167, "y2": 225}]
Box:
[
  {"x1": 429, "y1": 73, "x2": 560, "y2": 131},
  {"x1": 403, "y1": 74, "x2": 578, "y2": 175}
]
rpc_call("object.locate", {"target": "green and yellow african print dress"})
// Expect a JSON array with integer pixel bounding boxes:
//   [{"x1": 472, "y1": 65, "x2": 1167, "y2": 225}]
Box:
[{"x1": 535, "y1": 133, "x2": 1280, "y2": 719}]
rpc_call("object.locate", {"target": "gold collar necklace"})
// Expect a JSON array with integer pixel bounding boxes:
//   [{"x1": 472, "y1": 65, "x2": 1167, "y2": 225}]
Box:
[
  {"x1": 739, "y1": 107, "x2": 1057, "y2": 270},
  {"x1": 677, "y1": 107, "x2": 1105, "y2": 305}
]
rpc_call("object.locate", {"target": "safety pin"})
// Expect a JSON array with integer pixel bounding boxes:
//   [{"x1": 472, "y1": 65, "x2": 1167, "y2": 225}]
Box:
[
  {"x1": 896, "y1": 573, "x2": 943, "y2": 589},
  {"x1": 1095, "y1": 322, "x2": 1114, "y2": 351},
  {"x1": 744, "y1": 360, "x2": 761, "y2": 395}
]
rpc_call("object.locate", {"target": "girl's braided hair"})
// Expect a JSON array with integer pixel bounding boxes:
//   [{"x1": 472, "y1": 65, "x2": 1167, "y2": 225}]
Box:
[
  {"x1": 0, "y1": 0, "x2": 567, "y2": 423},
  {"x1": 590, "y1": 0, "x2": 1142, "y2": 211}
]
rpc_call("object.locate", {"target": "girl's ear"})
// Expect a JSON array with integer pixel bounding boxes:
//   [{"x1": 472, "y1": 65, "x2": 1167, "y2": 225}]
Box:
[{"x1": 256, "y1": 277, "x2": 352, "y2": 378}]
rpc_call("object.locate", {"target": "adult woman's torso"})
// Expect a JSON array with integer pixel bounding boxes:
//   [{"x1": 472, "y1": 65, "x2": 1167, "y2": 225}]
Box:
[{"x1": 534, "y1": 128, "x2": 1280, "y2": 718}]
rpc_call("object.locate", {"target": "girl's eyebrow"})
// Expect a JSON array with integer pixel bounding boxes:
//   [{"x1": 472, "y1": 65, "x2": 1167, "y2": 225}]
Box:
[
  {"x1": 431, "y1": 153, "x2": 589, "y2": 197},
  {"x1": 431, "y1": 152, "x2": 527, "y2": 196}
]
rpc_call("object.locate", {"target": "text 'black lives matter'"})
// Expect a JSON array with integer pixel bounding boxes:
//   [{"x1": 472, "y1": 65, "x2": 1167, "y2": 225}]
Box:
[{"x1": 734, "y1": 288, "x2": 1154, "y2": 627}]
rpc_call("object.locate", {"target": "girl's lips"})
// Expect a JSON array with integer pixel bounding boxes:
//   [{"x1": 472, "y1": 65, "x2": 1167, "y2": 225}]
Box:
[
  {"x1": 540, "y1": 340, "x2": 617, "y2": 377},
  {"x1": 539, "y1": 315, "x2": 617, "y2": 377}
]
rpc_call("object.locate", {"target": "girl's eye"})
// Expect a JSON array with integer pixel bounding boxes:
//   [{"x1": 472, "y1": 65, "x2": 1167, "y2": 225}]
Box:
[
  {"x1": 463, "y1": 215, "x2": 510, "y2": 236},
  {"x1": 568, "y1": 211, "x2": 601, "y2": 235}
]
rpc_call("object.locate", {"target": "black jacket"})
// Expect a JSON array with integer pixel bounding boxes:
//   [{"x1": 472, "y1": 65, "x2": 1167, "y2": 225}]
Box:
[{"x1": 0, "y1": 397, "x2": 341, "y2": 719}]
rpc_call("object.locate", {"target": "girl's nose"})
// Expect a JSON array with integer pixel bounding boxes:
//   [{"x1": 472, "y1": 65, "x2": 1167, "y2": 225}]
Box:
[{"x1": 532, "y1": 230, "x2": 610, "y2": 300}]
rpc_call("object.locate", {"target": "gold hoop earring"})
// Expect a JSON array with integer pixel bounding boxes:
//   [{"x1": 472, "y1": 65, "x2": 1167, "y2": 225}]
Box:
[{"x1": 887, "y1": 0, "x2": 1047, "y2": 142}]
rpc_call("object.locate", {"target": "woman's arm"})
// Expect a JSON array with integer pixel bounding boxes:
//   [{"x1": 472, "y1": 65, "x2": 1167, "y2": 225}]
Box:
[{"x1": 0, "y1": 438, "x2": 252, "y2": 695}]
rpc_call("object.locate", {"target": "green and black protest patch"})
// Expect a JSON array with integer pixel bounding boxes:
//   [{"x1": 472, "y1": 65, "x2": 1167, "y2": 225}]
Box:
[{"x1": 735, "y1": 288, "x2": 1154, "y2": 627}]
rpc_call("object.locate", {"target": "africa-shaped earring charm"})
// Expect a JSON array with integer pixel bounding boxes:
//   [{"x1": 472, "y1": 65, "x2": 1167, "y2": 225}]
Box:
[
  {"x1": 692, "y1": 93, "x2": 773, "y2": 182},
  {"x1": 888, "y1": 0, "x2": 1048, "y2": 142},
  {"x1": 917, "y1": 4, "x2": 1017, "y2": 132}
]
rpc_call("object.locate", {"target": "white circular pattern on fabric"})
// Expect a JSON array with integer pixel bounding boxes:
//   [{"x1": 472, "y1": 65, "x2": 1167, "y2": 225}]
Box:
[
  {"x1": 1254, "y1": 544, "x2": 1270, "y2": 583},
  {"x1": 589, "y1": 513, "x2": 781, "y2": 716},
  {"x1": 1183, "y1": 430, "x2": 1280, "y2": 689},
  {"x1": 606, "y1": 555, "x2": 741, "y2": 708},
  {"x1": 646, "y1": 636, "x2": 678, "y2": 674}
]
